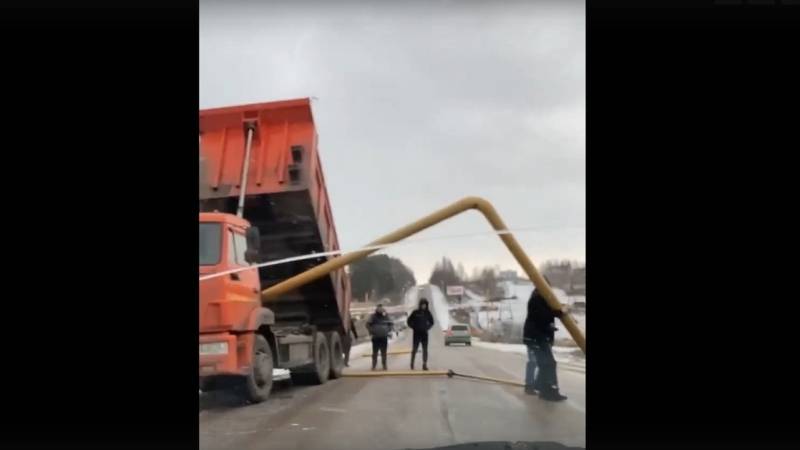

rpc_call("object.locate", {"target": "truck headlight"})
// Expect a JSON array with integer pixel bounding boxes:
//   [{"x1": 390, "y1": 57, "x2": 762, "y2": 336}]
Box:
[{"x1": 199, "y1": 342, "x2": 229, "y2": 356}]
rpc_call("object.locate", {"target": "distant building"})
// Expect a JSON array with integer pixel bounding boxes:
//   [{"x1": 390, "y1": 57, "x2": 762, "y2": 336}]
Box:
[
  {"x1": 542, "y1": 263, "x2": 572, "y2": 290},
  {"x1": 498, "y1": 270, "x2": 518, "y2": 281},
  {"x1": 569, "y1": 267, "x2": 586, "y2": 295}
]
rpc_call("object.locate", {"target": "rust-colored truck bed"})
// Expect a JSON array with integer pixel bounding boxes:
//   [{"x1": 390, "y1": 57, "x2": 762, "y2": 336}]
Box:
[{"x1": 199, "y1": 98, "x2": 350, "y2": 331}]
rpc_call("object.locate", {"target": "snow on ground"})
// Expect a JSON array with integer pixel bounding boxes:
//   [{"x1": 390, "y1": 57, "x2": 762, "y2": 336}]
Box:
[
  {"x1": 428, "y1": 285, "x2": 450, "y2": 329},
  {"x1": 472, "y1": 338, "x2": 585, "y2": 367},
  {"x1": 469, "y1": 282, "x2": 585, "y2": 345},
  {"x1": 499, "y1": 282, "x2": 569, "y2": 324},
  {"x1": 556, "y1": 312, "x2": 586, "y2": 342},
  {"x1": 273, "y1": 368, "x2": 291, "y2": 381},
  {"x1": 405, "y1": 283, "x2": 584, "y2": 342},
  {"x1": 464, "y1": 289, "x2": 486, "y2": 305},
  {"x1": 403, "y1": 286, "x2": 420, "y2": 310},
  {"x1": 350, "y1": 329, "x2": 408, "y2": 356},
  {"x1": 472, "y1": 339, "x2": 576, "y2": 356}
]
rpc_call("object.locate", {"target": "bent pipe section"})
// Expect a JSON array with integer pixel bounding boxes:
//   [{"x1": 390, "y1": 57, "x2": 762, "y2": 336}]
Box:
[{"x1": 261, "y1": 196, "x2": 586, "y2": 354}]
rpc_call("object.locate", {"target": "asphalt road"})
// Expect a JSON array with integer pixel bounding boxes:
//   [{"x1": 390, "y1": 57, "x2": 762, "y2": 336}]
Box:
[{"x1": 199, "y1": 324, "x2": 585, "y2": 450}]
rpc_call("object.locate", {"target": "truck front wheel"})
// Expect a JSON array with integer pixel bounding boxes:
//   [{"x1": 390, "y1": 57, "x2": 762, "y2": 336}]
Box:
[{"x1": 240, "y1": 334, "x2": 273, "y2": 403}]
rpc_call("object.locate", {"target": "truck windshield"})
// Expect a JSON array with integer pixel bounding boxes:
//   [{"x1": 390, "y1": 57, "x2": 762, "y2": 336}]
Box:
[{"x1": 199, "y1": 223, "x2": 222, "y2": 265}]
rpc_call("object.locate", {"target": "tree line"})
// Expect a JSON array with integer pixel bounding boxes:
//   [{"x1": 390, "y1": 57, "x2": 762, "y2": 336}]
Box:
[
  {"x1": 349, "y1": 254, "x2": 416, "y2": 304},
  {"x1": 347, "y1": 255, "x2": 585, "y2": 305},
  {"x1": 428, "y1": 256, "x2": 586, "y2": 298}
]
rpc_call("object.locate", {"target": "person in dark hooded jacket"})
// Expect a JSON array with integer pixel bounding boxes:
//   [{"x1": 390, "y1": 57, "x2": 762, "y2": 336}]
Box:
[
  {"x1": 523, "y1": 278, "x2": 568, "y2": 401},
  {"x1": 407, "y1": 298, "x2": 435, "y2": 370}
]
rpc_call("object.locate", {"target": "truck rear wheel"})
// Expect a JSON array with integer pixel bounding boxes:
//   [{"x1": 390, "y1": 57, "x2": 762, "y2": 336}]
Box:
[
  {"x1": 290, "y1": 332, "x2": 331, "y2": 385},
  {"x1": 239, "y1": 334, "x2": 273, "y2": 403},
  {"x1": 310, "y1": 331, "x2": 331, "y2": 384},
  {"x1": 327, "y1": 332, "x2": 344, "y2": 379},
  {"x1": 299, "y1": 331, "x2": 331, "y2": 384}
]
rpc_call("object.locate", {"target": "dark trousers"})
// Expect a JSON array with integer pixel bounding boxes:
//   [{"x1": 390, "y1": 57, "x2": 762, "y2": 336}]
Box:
[
  {"x1": 525, "y1": 344, "x2": 538, "y2": 390},
  {"x1": 371, "y1": 337, "x2": 388, "y2": 369},
  {"x1": 343, "y1": 335, "x2": 353, "y2": 366},
  {"x1": 530, "y1": 340, "x2": 558, "y2": 393},
  {"x1": 411, "y1": 332, "x2": 429, "y2": 366}
]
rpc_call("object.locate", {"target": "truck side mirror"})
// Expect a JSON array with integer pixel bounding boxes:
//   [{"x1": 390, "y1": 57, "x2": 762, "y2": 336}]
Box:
[{"x1": 245, "y1": 227, "x2": 261, "y2": 264}]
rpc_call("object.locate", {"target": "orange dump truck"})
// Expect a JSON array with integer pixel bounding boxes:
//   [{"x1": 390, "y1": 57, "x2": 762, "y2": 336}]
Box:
[{"x1": 199, "y1": 98, "x2": 352, "y2": 403}]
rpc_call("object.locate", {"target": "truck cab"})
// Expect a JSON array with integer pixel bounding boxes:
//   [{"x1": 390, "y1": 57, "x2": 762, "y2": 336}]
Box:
[{"x1": 199, "y1": 212, "x2": 276, "y2": 402}]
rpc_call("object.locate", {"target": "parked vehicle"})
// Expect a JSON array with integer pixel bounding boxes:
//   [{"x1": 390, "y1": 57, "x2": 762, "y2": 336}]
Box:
[{"x1": 444, "y1": 324, "x2": 472, "y2": 346}]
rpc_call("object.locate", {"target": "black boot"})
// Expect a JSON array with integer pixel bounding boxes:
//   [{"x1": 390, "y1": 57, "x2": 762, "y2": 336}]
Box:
[
  {"x1": 422, "y1": 363, "x2": 428, "y2": 371},
  {"x1": 539, "y1": 389, "x2": 567, "y2": 402}
]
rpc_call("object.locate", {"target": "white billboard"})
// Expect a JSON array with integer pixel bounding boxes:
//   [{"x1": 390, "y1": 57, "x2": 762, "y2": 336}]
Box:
[{"x1": 446, "y1": 285, "x2": 464, "y2": 296}]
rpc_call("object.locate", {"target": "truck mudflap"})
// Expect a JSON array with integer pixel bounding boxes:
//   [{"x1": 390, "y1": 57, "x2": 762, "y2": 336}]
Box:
[{"x1": 199, "y1": 332, "x2": 255, "y2": 377}]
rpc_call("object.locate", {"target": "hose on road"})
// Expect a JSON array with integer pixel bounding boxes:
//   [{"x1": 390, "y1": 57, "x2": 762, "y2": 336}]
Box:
[
  {"x1": 342, "y1": 369, "x2": 524, "y2": 387},
  {"x1": 446, "y1": 369, "x2": 525, "y2": 387},
  {"x1": 342, "y1": 370, "x2": 450, "y2": 377},
  {"x1": 360, "y1": 349, "x2": 412, "y2": 358}
]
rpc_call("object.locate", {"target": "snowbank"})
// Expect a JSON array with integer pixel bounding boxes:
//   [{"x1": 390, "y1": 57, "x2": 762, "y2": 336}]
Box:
[
  {"x1": 403, "y1": 286, "x2": 420, "y2": 310},
  {"x1": 472, "y1": 339, "x2": 584, "y2": 366},
  {"x1": 428, "y1": 285, "x2": 450, "y2": 329},
  {"x1": 350, "y1": 329, "x2": 408, "y2": 357}
]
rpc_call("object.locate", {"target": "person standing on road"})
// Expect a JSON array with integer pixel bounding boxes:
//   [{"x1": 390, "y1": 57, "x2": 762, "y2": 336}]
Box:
[
  {"x1": 366, "y1": 304, "x2": 393, "y2": 371},
  {"x1": 523, "y1": 279, "x2": 569, "y2": 401},
  {"x1": 343, "y1": 315, "x2": 359, "y2": 367},
  {"x1": 407, "y1": 298, "x2": 435, "y2": 370}
]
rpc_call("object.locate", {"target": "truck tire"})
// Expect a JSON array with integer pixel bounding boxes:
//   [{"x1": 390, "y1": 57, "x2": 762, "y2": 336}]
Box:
[
  {"x1": 290, "y1": 332, "x2": 331, "y2": 385},
  {"x1": 327, "y1": 331, "x2": 345, "y2": 379},
  {"x1": 309, "y1": 331, "x2": 331, "y2": 384},
  {"x1": 239, "y1": 334, "x2": 273, "y2": 403},
  {"x1": 199, "y1": 377, "x2": 217, "y2": 392}
]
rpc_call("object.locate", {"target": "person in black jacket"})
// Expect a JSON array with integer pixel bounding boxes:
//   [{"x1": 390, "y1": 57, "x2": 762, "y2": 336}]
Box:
[
  {"x1": 523, "y1": 279, "x2": 568, "y2": 401},
  {"x1": 343, "y1": 315, "x2": 358, "y2": 367},
  {"x1": 407, "y1": 298, "x2": 435, "y2": 370},
  {"x1": 367, "y1": 304, "x2": 393, "y2": 370}
]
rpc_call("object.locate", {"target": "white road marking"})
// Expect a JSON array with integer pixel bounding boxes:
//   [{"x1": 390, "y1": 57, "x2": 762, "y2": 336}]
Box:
[{"x1": 319, "y1": 406, "x2": 348, "y2": 413}]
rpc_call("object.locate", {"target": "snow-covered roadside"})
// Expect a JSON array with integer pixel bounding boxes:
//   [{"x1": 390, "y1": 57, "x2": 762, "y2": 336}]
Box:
[
  {"x1": 472, "y1": 339, "x2": 580, "y2": 357},
  {"x1": 351, "y1": 329, "x2": 408, "y2": 357},
  {"x1": 472, "y1": 338, "x2": 585, "y2": 368},
  {"x1": 428, "y1": 285, "x2": 451, "y2": 329},
  {"x1": 404, "y1": 286, "x2": 420, "y2": 310},
  {"x1": 468, "y1": 283, "x2": 585, "y2": 342}
]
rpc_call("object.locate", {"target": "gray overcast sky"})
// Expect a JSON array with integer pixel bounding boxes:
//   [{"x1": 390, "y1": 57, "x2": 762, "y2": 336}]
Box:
[{"x1": 200, "y1": 0, "x2": 585, "y2": 281}]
